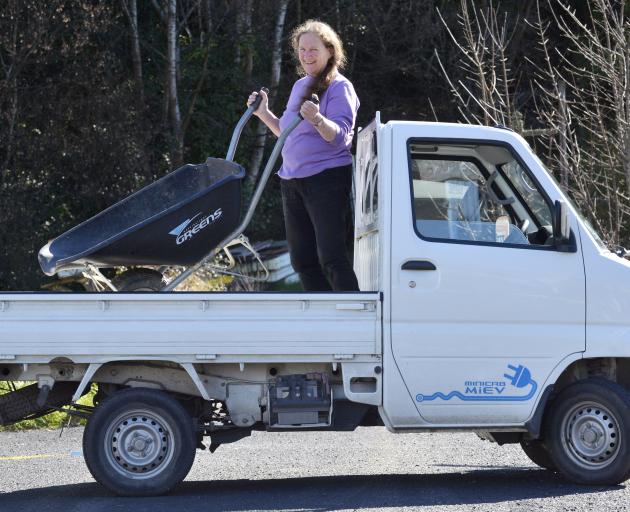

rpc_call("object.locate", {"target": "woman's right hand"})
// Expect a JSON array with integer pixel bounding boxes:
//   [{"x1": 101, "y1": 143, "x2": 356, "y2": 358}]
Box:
[{"x1": 247, "y1": 89, "x2": 268, "y2": 116}]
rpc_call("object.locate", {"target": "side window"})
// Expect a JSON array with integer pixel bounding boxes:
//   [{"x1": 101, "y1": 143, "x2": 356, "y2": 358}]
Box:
[
  {"x1": 357, "y1": 130, "x2": 378, "y2": 229},
  {"x1": 410, "y1": 151, "x2": 553, "y2": 247}
]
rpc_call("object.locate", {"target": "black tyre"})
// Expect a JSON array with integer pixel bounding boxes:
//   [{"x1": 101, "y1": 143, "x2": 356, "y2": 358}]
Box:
[
  {"x1": 112, "y1": 268, "x2": 165, "y2": 292},
  {"x1": 545, "y1": 378, "x2": 630, "y2": 485},
  {"x1": 83, "y1": 387, "x2": 196, "y2": 496},
  {"x1": 520, "y1": 438, "x2": 556, "y2": 470}
]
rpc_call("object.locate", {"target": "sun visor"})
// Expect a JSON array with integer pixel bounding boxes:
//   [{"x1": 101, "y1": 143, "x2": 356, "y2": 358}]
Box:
[{"x1": 476, "y1": 145, "x2": 513, "y2": 166}]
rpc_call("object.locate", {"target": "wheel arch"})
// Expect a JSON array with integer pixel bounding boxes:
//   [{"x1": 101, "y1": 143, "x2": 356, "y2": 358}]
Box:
[
  {"x1": 76, "y1": 359, "x2": 220, "y2": 404},
  {"x1": 526, "y1": 356, "x2": 630, "y2": 439}
]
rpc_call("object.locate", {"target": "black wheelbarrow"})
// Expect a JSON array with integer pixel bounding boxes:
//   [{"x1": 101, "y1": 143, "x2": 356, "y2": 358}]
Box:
[{"x1": 38, "y1": 90, "x2": 305, "y2": 291}]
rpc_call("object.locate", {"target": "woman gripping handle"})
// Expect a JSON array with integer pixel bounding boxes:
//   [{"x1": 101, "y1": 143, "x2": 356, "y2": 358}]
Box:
[{"x1": 247, "y1": 19, "x2": 359, "y2": 292}]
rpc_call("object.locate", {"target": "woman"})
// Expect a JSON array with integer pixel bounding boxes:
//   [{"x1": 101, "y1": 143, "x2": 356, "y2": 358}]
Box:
[{"x1": 247, "y1": 20, "x2": 359, "y2": 292}]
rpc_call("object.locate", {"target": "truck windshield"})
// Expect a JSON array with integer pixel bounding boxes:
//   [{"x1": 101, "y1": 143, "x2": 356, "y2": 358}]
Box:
[{"x1": 530, "y1": 154, "x2": 608, "y2": 250}]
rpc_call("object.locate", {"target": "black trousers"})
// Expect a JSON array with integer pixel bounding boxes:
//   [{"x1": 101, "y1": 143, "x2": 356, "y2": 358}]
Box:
[{"x1": 280, "y1": 165, "x2": 359, "y2": 292}]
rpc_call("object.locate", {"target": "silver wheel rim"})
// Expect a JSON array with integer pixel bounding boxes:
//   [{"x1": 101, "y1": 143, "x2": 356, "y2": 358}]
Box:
[
  {"x1": 104, "y1": 409, "x2": 175, "y2": 479},
  {"x1": 562, "y1": 401, "x2": 620, "y2": 469}
]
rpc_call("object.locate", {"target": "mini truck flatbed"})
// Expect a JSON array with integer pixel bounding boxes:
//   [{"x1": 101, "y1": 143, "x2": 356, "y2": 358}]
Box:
[{"x1": 0, "y1": 292, "x2": 381, "y2": 364}]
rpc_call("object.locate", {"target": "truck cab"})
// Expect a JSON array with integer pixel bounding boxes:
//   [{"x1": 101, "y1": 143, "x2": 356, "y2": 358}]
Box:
[
  {"x1": 357, "y1": 116, "x2": 584, "y2": 426},
  {"x1": 356, "y1": 114, "x2": 630, "y2": 479}
]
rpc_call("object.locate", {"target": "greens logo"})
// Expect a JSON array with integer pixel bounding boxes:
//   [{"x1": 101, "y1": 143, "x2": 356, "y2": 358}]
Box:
[{"x1": 169, "y1": 208, "x2": 223, "y2": 245}]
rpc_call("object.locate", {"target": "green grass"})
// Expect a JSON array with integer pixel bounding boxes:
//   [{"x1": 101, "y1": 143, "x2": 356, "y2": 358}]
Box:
[{"x1": 0, "y1": 381, "x2": 96, "y2": 431}]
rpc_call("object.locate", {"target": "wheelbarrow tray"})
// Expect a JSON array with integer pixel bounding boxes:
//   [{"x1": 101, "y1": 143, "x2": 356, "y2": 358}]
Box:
[{"x1": 39, "y1": 158, "x2": 245, "y2": 276}]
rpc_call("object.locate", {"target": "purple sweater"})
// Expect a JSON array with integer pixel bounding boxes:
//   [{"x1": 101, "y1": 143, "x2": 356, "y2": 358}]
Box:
[{"x1": 278, "y1": 73, "x2": 359, "y2": 179}]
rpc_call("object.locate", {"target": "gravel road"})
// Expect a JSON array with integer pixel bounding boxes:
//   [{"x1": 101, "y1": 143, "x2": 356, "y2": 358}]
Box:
[{"x1": 0, "y1": 426, "x2": 627, "y2": 512}]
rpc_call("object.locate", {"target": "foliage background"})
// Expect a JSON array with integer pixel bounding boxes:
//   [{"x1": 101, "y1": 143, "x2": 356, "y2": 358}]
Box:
[{"x1": 0, "y1": 0, "x2": 625, "y2": 290}]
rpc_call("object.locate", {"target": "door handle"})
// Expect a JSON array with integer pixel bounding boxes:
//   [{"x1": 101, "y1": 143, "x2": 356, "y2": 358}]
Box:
[{"x1": 401, "y1": 260, "x2": 436, "y2": 271}]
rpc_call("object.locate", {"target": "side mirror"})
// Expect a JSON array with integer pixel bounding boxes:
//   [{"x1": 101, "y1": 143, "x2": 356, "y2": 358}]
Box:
[{"x1": 552, "y1": 200, "x2": 576, "y2": 252}]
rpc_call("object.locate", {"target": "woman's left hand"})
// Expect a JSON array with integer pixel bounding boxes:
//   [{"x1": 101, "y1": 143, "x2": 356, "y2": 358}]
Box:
[{"x1": 300, "y1": 100, "x2": 322, "y2": 125}]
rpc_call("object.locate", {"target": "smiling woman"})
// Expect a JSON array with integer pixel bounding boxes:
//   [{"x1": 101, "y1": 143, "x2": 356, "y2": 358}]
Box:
[
  {"x1": 246, "y1": 20, "x2": 360, "y2": 292},
  {"x1": 298, "y1": 33, "x2": 330, "y2": 85}
]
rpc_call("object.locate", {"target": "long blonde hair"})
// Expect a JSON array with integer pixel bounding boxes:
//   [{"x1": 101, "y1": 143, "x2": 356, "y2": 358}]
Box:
[{"x1": 291, "y1": 20, "x2": 347, "y2": 100}]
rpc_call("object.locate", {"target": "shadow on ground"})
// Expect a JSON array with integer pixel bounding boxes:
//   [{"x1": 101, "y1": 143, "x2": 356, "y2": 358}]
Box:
[{"x1": 1, "y1": 468, "x2": 623, "y2": 512}]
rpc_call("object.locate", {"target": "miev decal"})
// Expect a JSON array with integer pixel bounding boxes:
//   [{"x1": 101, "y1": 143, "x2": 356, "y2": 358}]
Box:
[{"x1": 416, "y1": 364, "x2": 538, "y2": 402}]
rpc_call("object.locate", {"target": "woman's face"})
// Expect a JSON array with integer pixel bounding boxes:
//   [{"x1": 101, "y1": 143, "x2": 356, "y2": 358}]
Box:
[{"x1": 298, "y1": 32, "x2": 332, "y2": 77}]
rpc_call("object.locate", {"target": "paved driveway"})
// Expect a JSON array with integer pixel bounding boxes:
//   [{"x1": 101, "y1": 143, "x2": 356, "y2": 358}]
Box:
[{"x1": 0, "y1": 427, "x2": 627, "y2": 511}]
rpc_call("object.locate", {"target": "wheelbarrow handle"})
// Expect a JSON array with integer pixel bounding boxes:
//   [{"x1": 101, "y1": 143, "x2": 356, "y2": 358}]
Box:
[
  {"x1": 250, "y1": 87, "x2": 269, "y2": 112},
  {"x1": 225, "y1": 87, "x2": 269, "y2": 162}
]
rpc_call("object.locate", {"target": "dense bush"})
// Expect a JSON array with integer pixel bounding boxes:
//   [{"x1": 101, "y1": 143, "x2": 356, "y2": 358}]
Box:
[{"x1": 0, "y1": 0, "x2": 625, "y2": 290}]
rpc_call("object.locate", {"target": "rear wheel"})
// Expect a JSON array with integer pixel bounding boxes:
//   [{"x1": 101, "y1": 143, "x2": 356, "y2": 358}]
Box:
[
  {"x1": 520, "y1": 438, "x2": 556, "y2": 470},
  {"x1": 112, "y1": 268, "x2": 165, "y2": 292},
  {"x1": 545, "y1": 379, "x2": 630, "y2": 485},
  {"x1": 83, "y1": 388, "x2": 196, "y2": 496}
]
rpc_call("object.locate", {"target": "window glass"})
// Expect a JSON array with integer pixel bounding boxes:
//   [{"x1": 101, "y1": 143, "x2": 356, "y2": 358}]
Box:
[
  {"x1": 501, "y1": 161, "x2": 552, "y2": 227},
  {"x1": 356, "y1": 130, "x2": 378, "y2": 229},
  {"x1": 410, "y1": 154, "x2": 553, "y2": 247}
]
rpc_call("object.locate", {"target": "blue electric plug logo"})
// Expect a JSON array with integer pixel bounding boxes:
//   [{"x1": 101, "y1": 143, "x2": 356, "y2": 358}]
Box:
[
  {"x1": 416, "y1": 363, "x2": 538, "y2": 402},
  {"x1": 504, "y1": 364, "x2": 535, "y2": 388}
]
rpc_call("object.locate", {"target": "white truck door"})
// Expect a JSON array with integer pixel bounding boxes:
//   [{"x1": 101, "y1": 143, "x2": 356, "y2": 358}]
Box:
[{"x1": 388, "y1": 128, "x2": 586, "y2": 426}]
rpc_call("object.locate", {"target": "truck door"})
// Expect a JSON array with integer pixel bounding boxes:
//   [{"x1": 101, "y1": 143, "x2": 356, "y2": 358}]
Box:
[{"x1": 389, "y1": 130, "x2": 586, "y2": 425}]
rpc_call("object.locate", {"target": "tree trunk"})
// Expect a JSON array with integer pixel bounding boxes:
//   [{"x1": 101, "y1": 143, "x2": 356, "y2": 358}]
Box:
[
  {"x1": 1, "y1": 1, "x2": 20, "y2": 185},
  {"x1": 557, "y1": 80, "x2": 569, "y2": 191},
  {"x1": 166, "y1": 0, "x2": 183, "y2": 168},
  {"x1": 1, "y1": 79, "x2": 17, "y2": 187},
  {"x1": 235, "y1": 0, "x2": 254, "y2": 77},
  {"x1": 182, "y1": 37, "x2": 213, "y2": 137},
  {"x1": 121, "y1": 0, "x2": 145, "y2": 106},
  {"x1": 203, "y1": 0, "x2": 213, "y2": 38},
  {"x1": 243, "y1": 0, "x2": 254, "y2": 81},
  {"x1": 248, "y1": 0, "x2": 289, "y2": 184}
]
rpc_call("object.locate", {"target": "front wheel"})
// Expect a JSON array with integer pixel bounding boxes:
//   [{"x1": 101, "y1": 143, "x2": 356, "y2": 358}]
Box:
[
  {"x1": 520, "y1": 438, "x2": 556, "y2": 471},
  {"x1": 83, "y1": 387, "x2": 196, "y2": 496},
  {"x1": 545, "y1": 378, "x2": 630, "y2": 485}
]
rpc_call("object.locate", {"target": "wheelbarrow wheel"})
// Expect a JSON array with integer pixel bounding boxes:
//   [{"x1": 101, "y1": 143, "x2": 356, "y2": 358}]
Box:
[{"x1": 112, "y1": 268, "x2": 166, "y2": 292}]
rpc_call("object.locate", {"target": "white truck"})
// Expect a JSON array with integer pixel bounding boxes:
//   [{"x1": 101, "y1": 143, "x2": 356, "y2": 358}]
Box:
[{"x1": 1, "y1": 113, "x2": 630, "y2": 496}]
